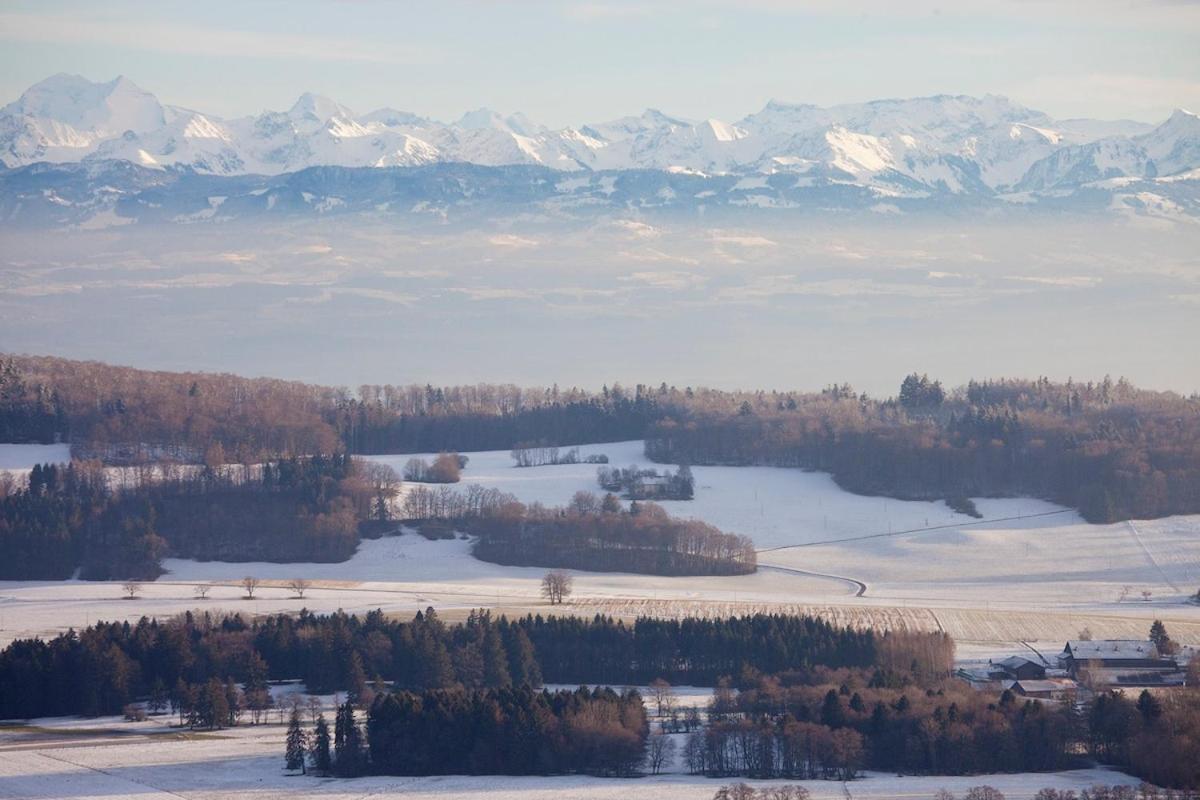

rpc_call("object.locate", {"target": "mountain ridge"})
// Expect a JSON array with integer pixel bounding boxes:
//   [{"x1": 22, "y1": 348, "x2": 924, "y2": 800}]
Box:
[{"x1": 1, "y1": 75, "x2": 1197, "y2": 223}]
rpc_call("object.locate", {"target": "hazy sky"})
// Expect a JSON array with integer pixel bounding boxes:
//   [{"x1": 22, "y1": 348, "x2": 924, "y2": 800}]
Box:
[{"x1": 1, "y1": 0, "x2": 1198, "y2": 126}]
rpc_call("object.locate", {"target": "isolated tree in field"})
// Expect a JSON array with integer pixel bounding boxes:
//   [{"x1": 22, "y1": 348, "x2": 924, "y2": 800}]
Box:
[
  {"x1": 311, "y1": 714, "x2": 332, "y2": 775},
  {"x1": 541, "y1": 570, "x2": 573, "y2": 605},
  {"x1": 646, "y1": 733, "x2": 676, "y2": 775},
  {"x1": 306, "y1": 695, "x2": 322, "y2": 724},
  {"x1": 285, "y1": 707, "x2": 308, "y2": 773},
  {"x1": 122, "y1": 581, "x2": 141, "y2": 599},
  {"x1": 288, "y1": 577, "x2": 311, "y2": 599},
  {"x1": 193, "y1": 583, "x2": 211, "y2": 599},
  {"x1": 242, "y1": 576, "x2": 260, "y2": 599}
]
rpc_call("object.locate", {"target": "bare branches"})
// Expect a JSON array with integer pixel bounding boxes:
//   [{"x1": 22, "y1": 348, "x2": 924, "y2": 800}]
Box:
[
  {"x1": 288, "y1": 578, "x2": 311, "y2": 599},
  {"x1": 541, "y1": 570, "x2": 573, "y2": 605}
]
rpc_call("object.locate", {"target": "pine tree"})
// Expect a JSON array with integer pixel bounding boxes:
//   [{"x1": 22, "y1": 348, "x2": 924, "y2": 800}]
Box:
[
  {"x1": 312, "y1": 714, "x2": 332, "y2": 775},
  {"x1": 333, "y1": 702, "x2": 364, "y2": 777},
  {"x1": 1149, "y1": 619, "x2": 1173, "y2": 654},
  {"x1": 482, "y1": 627, "x2": 512, "y2": 687},
  {"x1": 285, "y1": 707, "x2": 308, "y2": 773}
]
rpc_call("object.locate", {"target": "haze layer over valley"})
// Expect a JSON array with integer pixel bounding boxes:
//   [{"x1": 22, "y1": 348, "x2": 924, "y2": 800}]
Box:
[{"x1": 2, "y1": 216, "x2": 1197, "y2": 395}]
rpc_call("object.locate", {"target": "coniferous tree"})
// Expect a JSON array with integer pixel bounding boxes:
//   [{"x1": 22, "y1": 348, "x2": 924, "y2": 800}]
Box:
[
  {"x1": 312, "y1": 714, "x2": 332, "y2": 775},
  {"x1": 285, "y1": 707, "x2": 308, "y2": 773}
]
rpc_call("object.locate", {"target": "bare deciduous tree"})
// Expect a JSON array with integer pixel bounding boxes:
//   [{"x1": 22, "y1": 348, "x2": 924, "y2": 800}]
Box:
[
  {"x1": 645, "y1": 733, "x2": 676, "y2": 775},
  {"x1": 288, "y1": 578, "x2": 311, "y2": 599},
  {"x1": 649, "y1": 678, "x2": 678, "y2": 718},
  {"x1": 122, "y1": 581, "x2": 141, "y2": 599},
  {"x1": 194, "y1": 583, "x2": 211, "y2": 599},
  {"x1": 541, "y1": 570, "x2": 573, "y2": 605},
  {"x1": 242, "y1": 576, "x2": 261, "y2": 599}
]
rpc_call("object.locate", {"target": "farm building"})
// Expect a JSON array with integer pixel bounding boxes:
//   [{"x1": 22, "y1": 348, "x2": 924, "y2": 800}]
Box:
[
  {"x1": 994, "y1": 655, "x2": 1046, "y2": 681},
  {"x1": 1059, "y1": 640, "x2": 1183, "y2": 687},
  {"x1": 1011, "y1": 678, "x2": 1078, "y2": 701}
]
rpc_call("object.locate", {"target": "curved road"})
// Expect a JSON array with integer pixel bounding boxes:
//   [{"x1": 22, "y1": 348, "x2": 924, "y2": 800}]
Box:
[{"x1": 756, "y1": 563, "x2": 867, "y2": 597}]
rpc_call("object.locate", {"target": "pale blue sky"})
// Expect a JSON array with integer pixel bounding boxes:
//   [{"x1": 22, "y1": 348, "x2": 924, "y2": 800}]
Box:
[{"x1": 1, "y1": 0, "x2": 1198, "y2": 126}]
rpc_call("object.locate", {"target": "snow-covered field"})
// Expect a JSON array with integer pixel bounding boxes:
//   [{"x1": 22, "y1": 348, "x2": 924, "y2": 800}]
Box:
[
  {"x1": 0, "y1": 709, "x2": 1144, "y2": 800},
  {"x1": 2, "y1": 440, "x2": 1199, "y2": 656},
  {"x1": 1, "y1": 440, "x2": 1195, "y2": 797}
]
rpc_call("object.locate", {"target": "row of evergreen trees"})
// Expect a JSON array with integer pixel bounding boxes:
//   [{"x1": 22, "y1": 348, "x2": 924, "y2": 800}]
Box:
[{"x1": 0, "y1": 609, "x2": 885, "y2": 719}]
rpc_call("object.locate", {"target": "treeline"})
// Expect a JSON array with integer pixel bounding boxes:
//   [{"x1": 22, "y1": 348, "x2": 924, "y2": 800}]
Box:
[
  {"x1": 0, "y1": 610, "x2": 891, "y2": 719},
  {"x1": 647, "y1": 375, "x2": 1200, "y2": 523},
  {"x1": 367, "y1": 685, "x2": 647, "y2": 776},
  {"x1": 0, "y1": 455, "x2": 397, "y2": 579},
  {"x1": 7, "y1": 354, "x2": 1199, "y2": 522},
  {"x1": 401, "y1": 483, "x2": 754, "y2": 576}
]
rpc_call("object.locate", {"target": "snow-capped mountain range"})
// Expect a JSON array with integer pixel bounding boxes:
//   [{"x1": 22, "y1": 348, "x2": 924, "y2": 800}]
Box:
[{"x1": 2, "y1": 74, "x2": 1199, "y2": 224}]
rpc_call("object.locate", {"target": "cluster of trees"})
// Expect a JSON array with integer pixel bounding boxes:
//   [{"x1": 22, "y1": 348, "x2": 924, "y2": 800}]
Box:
[
  {"x1": 402, "y1": 452, "x2": 465, "y2": 483},
  {"x1": 698, "y1": 670, "x2": 1078, "y2": 779},
  {"x1": 597, "y1": 464, "x2": 695, "y2": 500},
  {"x1": 710, "y1": 785, "x2": 812, "y2": 800},
  {"x1": 0, "y1": 455, "x2": 397, "y2": 579},
  {"x1": 397, "y1": 481, "x2": 753, "y2": 576},
  {"x1": 0, "y1": 357, "x2": 66, "y2": 443},
  {"x1": 469, "y1": 494, "x2": 755, "y2": 576},
  {"x1": 366, "y1": 685, "x2": 647, "y2": 776},
  {"x1": 687, "y1": 717, "x2": 864, "y2": 780},
  {"x1": 511, "y1": 442, "x2": 608, "y2": 467},
  {"x1": 646, "y1": 374, "x2": 1200, "y2": 522},
  {"x1": 1089, "y1": 688, "x2": 1200, "y2": 788},
  {"x1": 0, "y1": 609, "x2": 891, "y2": 719},
  {"x1": 523, "y1": 614, "x2": 885, "y2": 686}
]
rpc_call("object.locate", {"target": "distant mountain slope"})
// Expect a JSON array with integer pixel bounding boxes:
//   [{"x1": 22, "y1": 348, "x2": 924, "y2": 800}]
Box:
[{"x1": 1, "y1": 75, "x2": 1196, "y2": 222}]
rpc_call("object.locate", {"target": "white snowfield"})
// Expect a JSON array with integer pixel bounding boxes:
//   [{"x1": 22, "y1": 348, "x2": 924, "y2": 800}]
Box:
[
  {"x1": 0, "y1": 711, "x2": 1144, "y2": 800},
  {"x1": 1, "y1": 440, "x2": 1198, "y2": 655}
]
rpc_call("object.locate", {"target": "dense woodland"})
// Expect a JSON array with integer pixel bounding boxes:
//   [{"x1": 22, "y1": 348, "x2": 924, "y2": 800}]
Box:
[
  {"x1": 367, "y1": 686, "x2": 648, "y2": 776},
  {"x1": 4, "y1": 355, "x2": 1199, "y2": 522},
  {"x1": 0, "y1": 610, "x2": 888, "y2": 719},
  {"x1": 0, "y1": 455, "x2": 397, "y2": 579}
]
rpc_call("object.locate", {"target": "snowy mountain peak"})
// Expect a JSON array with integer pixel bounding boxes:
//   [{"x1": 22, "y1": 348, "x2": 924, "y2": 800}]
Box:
[
  {"x1": 360, "y1": 107, "x2": 429, "y2": 128},
  {"x1": 3, "y1": 73, "x2": 164, "y2": 135},
  {"x1": 288, "y1": 92, "x2": 355, "y2": 124},
  {"x1": 455, "y1": 108, "x2": 544, "y2": 137}
]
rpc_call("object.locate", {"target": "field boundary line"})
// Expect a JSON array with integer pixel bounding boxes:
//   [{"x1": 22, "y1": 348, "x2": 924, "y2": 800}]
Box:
[
  {"x1": 756, "y1": 509, "x2": 1074, "y2": 552},
  {"x1": 1125, "y1": 520, "x2": 1181, "y2": 592}
]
